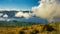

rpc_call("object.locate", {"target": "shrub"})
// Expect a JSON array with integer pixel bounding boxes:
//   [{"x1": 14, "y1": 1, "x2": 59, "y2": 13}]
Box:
[
  {"x1": 30, "y1": 30, "x2": 39, "y2": 34},
  {"x1": 43, "y1": 24, "x2": 56, "y2": 32},
  {"x1": 19, "y1": 31, "x2": 25, "y2": 34}
]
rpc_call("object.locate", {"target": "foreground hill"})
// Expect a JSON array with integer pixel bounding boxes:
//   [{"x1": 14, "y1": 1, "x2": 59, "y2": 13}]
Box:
[{"x1": 0, "y1": 22, "x2": 60, "y2": 34}]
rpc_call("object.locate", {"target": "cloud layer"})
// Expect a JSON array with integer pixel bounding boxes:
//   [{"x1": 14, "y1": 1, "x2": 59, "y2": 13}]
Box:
[
  {"x1": 15, "y1": 11, "x2": 31, "y2": 19},
  {"x1": 32, "y1": 0, "x2": 60, "y2": 22}
]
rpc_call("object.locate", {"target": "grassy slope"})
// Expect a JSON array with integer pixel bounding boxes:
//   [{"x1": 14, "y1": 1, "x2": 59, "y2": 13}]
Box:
[
  {"x1": 0, "y1": 21, "x2": 39, "y2": 27},
  {"x1": 0, "y1": 21, "x2": 60, "y2": 34}
]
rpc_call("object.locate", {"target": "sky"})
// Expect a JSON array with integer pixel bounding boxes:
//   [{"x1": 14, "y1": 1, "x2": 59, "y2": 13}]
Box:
[{"x1": 0, "y1": 0, "x2": 39, "y2": 10}]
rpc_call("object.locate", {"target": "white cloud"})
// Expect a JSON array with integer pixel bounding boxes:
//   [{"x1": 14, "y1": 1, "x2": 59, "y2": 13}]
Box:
[
  {"x1": 32, "y1": 0, "x2": 60, "y2": 22},
  {"x1": 3, "y1": 14, "x2": 8, "y2": 17},
  {"x1": 15, "y1": 11, "x2": 31, "y2": 19},
  {"x1": 0, "y1": 13, "x2": 3, "y2": 17}
]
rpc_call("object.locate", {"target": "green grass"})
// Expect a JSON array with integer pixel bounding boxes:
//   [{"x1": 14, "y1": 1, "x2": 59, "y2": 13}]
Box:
[{"x1": 0, "y1": 21, "x2": 38, "y2": 27}]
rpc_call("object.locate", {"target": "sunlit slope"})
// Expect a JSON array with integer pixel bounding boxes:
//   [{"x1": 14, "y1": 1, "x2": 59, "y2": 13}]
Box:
[{"x1": 0, "y1": 22, "x2": 60, "y2": 34}]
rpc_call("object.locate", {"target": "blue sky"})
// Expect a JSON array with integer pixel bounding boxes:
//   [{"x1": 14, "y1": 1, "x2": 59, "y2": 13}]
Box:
[{"x1": 0, "y1": 0, "x2": 39, "y2": 10}]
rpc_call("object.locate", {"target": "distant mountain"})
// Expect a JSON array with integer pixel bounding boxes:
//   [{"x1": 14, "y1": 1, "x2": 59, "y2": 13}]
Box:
[
  {"x1": 0, "y1": 10, "x2": 33, "y2": 17},
  {"x1": 0, "y1": 10, "x2": 48, "y2": 23}
]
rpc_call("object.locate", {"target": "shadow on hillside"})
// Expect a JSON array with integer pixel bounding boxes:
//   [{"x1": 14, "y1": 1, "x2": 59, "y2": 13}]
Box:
[{"x1": 42, "y1": 24, "x2": 56, "y2": 32}]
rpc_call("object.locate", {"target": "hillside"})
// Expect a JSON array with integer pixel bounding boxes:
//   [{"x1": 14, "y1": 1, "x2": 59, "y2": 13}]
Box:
[{"x1": 0, "y1": 22, "x2": 60, "y2": 34}]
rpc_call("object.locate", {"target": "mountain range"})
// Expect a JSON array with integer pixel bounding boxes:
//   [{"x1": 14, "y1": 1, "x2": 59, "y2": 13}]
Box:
[
  {"x1": 0, "y1": 10, "x2": 47, "y2": 23},
  {"x1": 0, "y1": 10, "x2": 33, "y2": 17}
]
